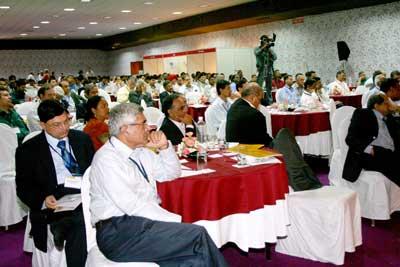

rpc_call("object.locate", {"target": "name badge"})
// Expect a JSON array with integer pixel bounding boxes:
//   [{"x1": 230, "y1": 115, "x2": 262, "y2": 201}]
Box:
[
  {"x1": 12, "y1": 127, "x2": 20, "y2": 134},
  {"x1": 64, "y1": 175, "x2": 82, "y2": 189}
]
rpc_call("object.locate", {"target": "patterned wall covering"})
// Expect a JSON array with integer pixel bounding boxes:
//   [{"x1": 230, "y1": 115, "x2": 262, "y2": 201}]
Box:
[
  {"x1": 108, "y1": 1, "x2": 400, "y2": 83},
  {"x1": 0, "y1": 49, "x2": 108, "y2": 79}
]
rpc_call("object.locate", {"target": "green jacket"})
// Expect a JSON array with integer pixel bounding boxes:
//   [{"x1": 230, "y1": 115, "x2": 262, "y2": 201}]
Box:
[{"x1": 0, "y1": 109, "x2": 29, "y2": 144}]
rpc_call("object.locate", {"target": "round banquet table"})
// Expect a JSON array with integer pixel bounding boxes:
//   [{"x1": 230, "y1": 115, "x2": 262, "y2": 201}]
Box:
[
  {"x1": 269, "y1": 109, "x2": 332, "y2": 156},
  {"x1": 157, "y1": 154, "x2": 289, "y2": 251},
  {"x1": 329, "y1": 94, "x2": 362, "y2": 108},
  {"x1": 188, "y1": 105, "x2": 208, "y2": 122}
]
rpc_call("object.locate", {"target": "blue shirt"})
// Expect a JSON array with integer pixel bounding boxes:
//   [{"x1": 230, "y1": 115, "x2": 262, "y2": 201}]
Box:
[{"x1": 277, "y1": 85, "x2": 300, "y2": 106}]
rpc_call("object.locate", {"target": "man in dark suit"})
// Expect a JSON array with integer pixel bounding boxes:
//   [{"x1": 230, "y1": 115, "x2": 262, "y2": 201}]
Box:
[
  {"x1": 16, "y1": 100, "x2": 94, "y2": 267},
  {"x1": 159, "y1": 80, "x2": 175, "y2": 106},
  {"x1": 343, "y1": 93, "x2": 400, "y2": 186},
  {"x1": 160, "y1": 94, "x2": 196, "y2": 145},
  {"x1": 226, "y1": 82, "x2": 322, "y2": 191}
]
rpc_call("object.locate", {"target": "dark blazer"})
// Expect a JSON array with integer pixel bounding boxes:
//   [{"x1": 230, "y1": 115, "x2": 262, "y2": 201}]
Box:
[
  {"x1": 343, "y1": 108, "x2": 400, "y2": 182},
  {"x1": 160, "y1": 91, "x2": 173, "y2": 106},
  {"x1": 128, "y1": 91, "x2": 153, "y2": 107},
  {"x1": 16, "y1": 130, "x2": 94, "y2": 252},
  {"x1": 226, "y1": 98, "x2": 273, "y2": 146},
  {"x1": 159, "y1": 117, "x2": 196, "y2": 146}
]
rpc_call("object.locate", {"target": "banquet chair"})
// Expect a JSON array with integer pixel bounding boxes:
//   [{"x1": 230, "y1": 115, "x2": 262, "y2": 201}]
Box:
[
  {"x1": 328, "y1": 110, "x2": 400, "y2": 221},
  {"x1": 143, "y1": 107, "x2": 164, "y2": 128},
  {"x1": 361, "y1": 91, "x2": 369, "y2": 108},
  {"x1": 258, "y1": 105, "x2": 273, "y2": 136},
  {"x1": 81, "y1": 167, "x2": 159, "y2": 267},
  {"x1": 275, "y1": 186, "x2": 362, "y2": 265},
  {"x1": 330, "y1": 106, "x2": 354, "y2": 157},
  {"x1": 15, "y1": 101, "x2": 37, "y2": 116},
  {"x1": 22, "y1": 131, "x2": 42, "y2": 252},
  {"x1": 0, "y1": 124, "x2": 27, "y2": 229}
]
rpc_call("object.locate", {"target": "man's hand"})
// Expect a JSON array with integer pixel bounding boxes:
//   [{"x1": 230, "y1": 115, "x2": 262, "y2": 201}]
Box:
[
  {"x1": 147, "y1": 131, "x2": 169, "y2": 150},
  {"x1": 181, "y1": 114, "x2": 193, "y2": 125},
  {"x1": 45, "y1": 195, "x2": 57, "y2": 209}
]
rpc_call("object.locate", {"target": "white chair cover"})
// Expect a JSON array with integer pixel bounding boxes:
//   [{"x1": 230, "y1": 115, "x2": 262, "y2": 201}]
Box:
[
  {"x1": 0, "y1": 124, "x2": 27, "y2": 227},
  {"x1": 31, "y1": 228, "x2": 67, "y2": 267},
  {"x1": 329, "y1": 113, "x2": 400, "y2": 220},
  {"x1": 82, "y1": 168, "x2": 159, "y2": 267},
  {"x1": 22, "y1": 131, "x2": 42, "y2": 252},
  {"x1": 15, "y1": 101, "x2": 37, "y2": 116},
  {"x1": 143, "y1": 107, "x2": 164, "y2": 127},
  {"x1": 330, "y1": 106, "x2": 355, "y2": 154},
  {"x1": 216, "y1": 120, "x2": 226, "y2": 140},
  {"x1": 98, "y1": 89, "x2": 112, "y2": 105},
  {"x1": 140, "y1": 99, "x2": 147, "y2": 109},
  {"x1": 361, "y1": 91, "x2": 369, "y2": 108},
  {"x1": 275, "y1": 186, "x2": 362, "y2": 265},
  {"x1": 258, "y1": 105, "x2": 272, "y2": 136}
]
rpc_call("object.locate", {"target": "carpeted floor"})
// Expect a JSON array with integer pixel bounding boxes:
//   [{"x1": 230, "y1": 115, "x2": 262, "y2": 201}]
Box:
[{"x1": 1, "y1": 158, "x2": 400, "y2": 267}]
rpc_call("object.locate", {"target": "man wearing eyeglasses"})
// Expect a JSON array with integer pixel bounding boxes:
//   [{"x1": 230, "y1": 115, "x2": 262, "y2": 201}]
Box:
[
  {"x1": 16, "y1": 100, "x2": 94, "y2": 267},
  {"x1": 90, "y1": 103, "x2": 227, "y2": 266}
]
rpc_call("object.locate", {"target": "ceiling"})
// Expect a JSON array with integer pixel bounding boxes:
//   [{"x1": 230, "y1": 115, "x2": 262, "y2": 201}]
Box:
[{"x1": 0, "y1": 0, "x2": 254, "y2": 40}]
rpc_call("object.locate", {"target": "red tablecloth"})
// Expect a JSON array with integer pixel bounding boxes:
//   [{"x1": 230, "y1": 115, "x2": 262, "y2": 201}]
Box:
[
  {"x1": 330, "y1": 94, "x2": 362, "y2": 108},
  {"x1": 157, "y1": 156, "x2": 289, "y2": 223},
  {"x1": 188, "y1": 105, "x2": 208, "y2": 122},
  {"x1": 270, "y1": 111, "x2": 331, "y2": 137}
]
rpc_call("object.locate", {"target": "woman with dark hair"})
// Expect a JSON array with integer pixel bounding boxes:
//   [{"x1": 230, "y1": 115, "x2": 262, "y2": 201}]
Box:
[{"x1": 83, "y1": 96, "x2": 109, "y2": 151}]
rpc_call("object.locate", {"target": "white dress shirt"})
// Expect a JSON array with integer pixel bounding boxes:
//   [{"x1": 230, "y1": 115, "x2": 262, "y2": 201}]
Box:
[
  {"x1": 365, "y1": 110, "x2": 395, "y2": 153},
  {"x1": 45, "y1": 132, "x2": 75, "y2": 185},
  {"x1": 116, "y1": 85, "x2": 130, "y2": 103},
  {"x1": 90, "y1": 137, "x2": 181, "y2": 224},
  {"x1": 300, "y1": 91, "x2": 320, "y2": 109},
  {"x1": 205, "y1": 97, "x2": 231, "y2": 136},
  {"x1": 328, "y1": 80, "x2": 350, "y2": 95}
]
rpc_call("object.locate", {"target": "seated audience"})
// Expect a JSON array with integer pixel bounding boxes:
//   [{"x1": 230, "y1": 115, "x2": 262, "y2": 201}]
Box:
[
  {"x1": 83, "y1": 96, "x2": 109, "y2": 151},
  {"x1": 272, "y1": 69, "x2": 285, "y2": 89},
  {"x1": 226, "y1": 83, "x2": 322, "y2": 191},
  {"x1": 355, "y1": 71, "x2": 368, "y2": 94},
  {"x1": 16, "y1": 100, "x2": 94, "y2": 267},
  {"x1": 293, "y1": 73, "x2": 305, "y2": 97},
  {"x1": 314, "y1": 77, "x2": 330, "y2": 105},
  {"x1": 276, "y1": 74, "x2": 300, "y2": 106},
  {"x1": 159, "y1": 80, "x2": 175, "y2": 106},
  {"x1": 117, "y1": 76, "x2": 136, "y2": 103},
  {"x1": 300, "y1": 78, "x2": 322, "y2": 108},
  {"x1": 90, "y1": 103, "x2": 227, "y2": 266},
  {"x1": 362, "y1": 72, "x2": 386, "y2": 108},
  {"x1": 129, "y1": 80, "x2": 153, "y2": 107},
  {"x1": 205, "y1": 79, "x2": 232, "y2": 136},
  {"x1": 160, "y1": 94, "x2": 196, "y2": 145},
  {"x1": 329, "y1": 70, "x2": 350, "y2": 95},
  {"x1": 27, "y1": 85, "x2": 57, "y2": 131},
  {"x1": 343, "y1": 93, "x2": 400, "y2": 186},
  {"x1": 76, "y1": 83, "x2": 99, "y2": 120},
  {"x1": 0, "y1": 86, "x2": 29, "y2": 144},
  {"x1": 390, "y1": 70, "x2": 400, "y2": 82}
]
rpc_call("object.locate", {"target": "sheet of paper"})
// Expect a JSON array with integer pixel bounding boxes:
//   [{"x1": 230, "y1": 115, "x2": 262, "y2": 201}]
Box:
[
  {"x1": 54, "y1": 194, "x2": 82, "y2": 213},
  {"x1": 179, "y1": 159, "x2": 189, "y2": 164},
  {"x1": 208, "y1": 154, "x2": 223, "y2": 158},
  {"x1": 223, "y1": 152, "x2": 238, "y2": 157},
  {"x1": 181, "y1": 165, "x2": 191, "y2": 170},
  {"x1": 228, "y1": 144, "x2": 282, "y2": 158},
  {"x1": 180, "y1": 168, "x2": 216, "y2": 177},
  {"x1": 232, "y1": 157, "x2": 281, "y2": 168}
]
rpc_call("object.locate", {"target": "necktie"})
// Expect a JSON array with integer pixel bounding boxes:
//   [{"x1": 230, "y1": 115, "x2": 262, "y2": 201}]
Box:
[{"x1": 57, "y1": 140, "x2": 79, "y2": 174}]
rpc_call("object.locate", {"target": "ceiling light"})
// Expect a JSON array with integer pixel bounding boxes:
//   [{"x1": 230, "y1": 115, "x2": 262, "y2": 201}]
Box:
[
  {"x1": 77, "y1": 26, "x2": 86, "y2": 29},
  {"x1": 20, "y1": 33, "x2": 28, "y2": 36},
  {"x1": 33, "y1": 26, "x2": 40, "y2": 29},
  {"x1": 152, "y1": 17, "x2": 160, "y2": 20},
  {"x1": 53, "y1": 15, "x2": 59, "y2": 18},
  {"x1": 104, "y1": 16, "x2": 112, "y2": 19},
  {"x1": 119, "y1": 27, "x2": 127, "y2": 30},
  {"x1": 89, "y1": 22, "x2": 98, "y2": 24},
  {"x1": 64, "y1": 8, "x2": 75, "y2": 11},
  {"x1": 172, "y1": 11, "x2": 182, "y2": 15},
  {"x1": 121, "y1": 10, "x2": 132, "y2": 13},
  {"x1": 40, "y1": 21, "x2": 50, "y2": 24},
  {"x1": 144, "y1": 1, "x2": 153, "y2": 4},
  {"x1": 81, "y1": 0, "x2": 91, "y2": 2},
  {"x1": 0, "y1": 6, "x2": 10, "y2": 9},
  {"x1": 59, "y1": 33, "x2": 66, "y2": 36},
  {"x1": 95, "y1": 33, "x2": 103, "y2": 36},
  {"x1": 133, "y1": 22, "x2": 142, "y2": 25},
  {"x1": 199, "y1": 4, "x2": 209, "y2": 8}
]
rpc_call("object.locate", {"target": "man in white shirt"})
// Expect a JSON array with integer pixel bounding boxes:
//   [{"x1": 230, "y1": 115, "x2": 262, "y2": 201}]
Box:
[
  {"x1": 205, "y1": 79, "x2": 231, "y2": 136},
  {"x1": 117, "y1": 76, "x2": 136, "y2": 103},
  {"x1": 329, "y1": 70, "x2": 350, "y2": 95},
  {"x1": 27, "y1": 85, "x2": 57, "y2": 131},
  {"x1": 90, "y1": 103, "x2": 227, "y2": 266}
]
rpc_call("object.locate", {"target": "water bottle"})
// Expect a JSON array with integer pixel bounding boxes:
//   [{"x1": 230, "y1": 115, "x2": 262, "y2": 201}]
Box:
[
  {"x1": 196, "y1": 116, "x2": 206, "y2": 144},
  {"x1": 196, "y1": 116, "x2": 207, "y2": 170}
]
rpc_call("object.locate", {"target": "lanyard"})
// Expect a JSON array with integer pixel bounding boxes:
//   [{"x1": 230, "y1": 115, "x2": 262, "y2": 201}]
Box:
[
  {"x1": 48, "y1": 142, "x2": 77, "y2": 164},
  {"x1": 129, "y1": 158, "x2": 149, "y2": 183}
]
